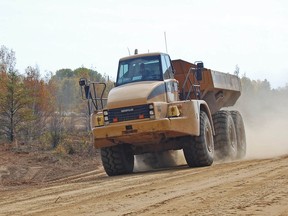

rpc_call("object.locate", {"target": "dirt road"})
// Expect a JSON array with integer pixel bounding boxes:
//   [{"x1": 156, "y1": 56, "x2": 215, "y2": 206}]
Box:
[{"x1": 0, "y1": 155, "x2": 287, "y2": 216}]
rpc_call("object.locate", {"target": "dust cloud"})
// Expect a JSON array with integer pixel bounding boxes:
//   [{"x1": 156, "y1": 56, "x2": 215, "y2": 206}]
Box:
[
  {"x1": 235, "y1": 87, "x2": 288, "y2": 159},
  {"x1": 134, "y1": 150, "x2": 186, "y2": 172},
  {"x1": 244, "y1": 111, "x2": 288, "y2": 159}
]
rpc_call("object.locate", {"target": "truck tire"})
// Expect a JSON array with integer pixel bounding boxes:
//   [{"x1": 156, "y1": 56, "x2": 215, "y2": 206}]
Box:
[
  {"x1": 183, "y1": 111, "x2": 214, "y2": 167},
  {"x1": 212, "y1": 110, "x2": 237, "y2": 160},
  {"x1": 101, "y1": 144, "x2": 134, "y2": 176},
  {"x1": 231, "y1": 111, "x2": 246, "y2": 159}
]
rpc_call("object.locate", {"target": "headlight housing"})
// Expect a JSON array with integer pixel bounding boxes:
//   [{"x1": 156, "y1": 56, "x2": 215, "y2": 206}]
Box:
[
  {"x1": 148, "y1": 103, "x2": 155, "y2": 119},
  {"x1": 168, "y1": 105, "x2": 181, "y2": 117},
  {"x1": 91, "y1": 111, "x2": 104, "y2": 128},
  {"x1": 103, "y1": 109, "x2": 109, "y2": 125}
]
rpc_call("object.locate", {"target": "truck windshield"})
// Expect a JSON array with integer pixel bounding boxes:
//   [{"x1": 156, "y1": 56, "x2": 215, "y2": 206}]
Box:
[{"x1": 116, "y1": 55, "x2": 163, "y2": 86}]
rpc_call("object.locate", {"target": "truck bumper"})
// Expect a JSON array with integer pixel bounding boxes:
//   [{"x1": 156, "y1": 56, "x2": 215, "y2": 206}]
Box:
[{"x1": 92, "y1": 115, "x2": 200, "y2": 148}]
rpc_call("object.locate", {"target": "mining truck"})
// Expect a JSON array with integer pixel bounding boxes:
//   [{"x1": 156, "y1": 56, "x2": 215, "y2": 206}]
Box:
[{"x1": 79, "y1": 52, "x2": 246, "y2": 176}]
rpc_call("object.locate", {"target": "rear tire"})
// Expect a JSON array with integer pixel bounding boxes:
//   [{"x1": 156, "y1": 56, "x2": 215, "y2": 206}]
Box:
[
  {"x1": 183, "y1": 111, "x2": 214, "y2": 167},
  {"x1": 101, "y1": 144, "x2": 134, "y2": 176},
  {"x1": 212, "y1": 110, "x2": 237, "y2": 160},
  {"x1": 231, "y1": 111, "x2": 246, "y2": 159}
]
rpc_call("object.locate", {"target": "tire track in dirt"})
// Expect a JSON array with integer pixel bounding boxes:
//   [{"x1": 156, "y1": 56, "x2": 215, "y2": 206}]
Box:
[{"x1": 0, "y1": 155, "x2": 287, "y2": 216}]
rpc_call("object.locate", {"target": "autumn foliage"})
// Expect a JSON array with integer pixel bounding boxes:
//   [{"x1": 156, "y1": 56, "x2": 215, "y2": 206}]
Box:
[{"x1": 0, "y1": 46, "x2": 113, "y2": 151}]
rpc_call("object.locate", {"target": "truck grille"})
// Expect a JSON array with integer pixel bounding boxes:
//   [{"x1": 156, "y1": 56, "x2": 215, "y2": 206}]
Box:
[{"x1": 107, "y1": 104, "x2": 150, "y2": 123}]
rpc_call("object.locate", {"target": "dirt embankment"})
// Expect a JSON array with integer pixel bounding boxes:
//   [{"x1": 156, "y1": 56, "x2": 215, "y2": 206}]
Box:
[{"x1": 0, "y1": 145, "x2": 100, "y2": 187}]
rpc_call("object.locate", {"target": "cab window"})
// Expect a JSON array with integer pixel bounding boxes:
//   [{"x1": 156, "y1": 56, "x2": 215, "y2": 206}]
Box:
[
  {"x1": 161, "y1": 54, "x2": 174, "y2": 79},
  {"x1": 116, "y1": 55, "x2": 163, "y2": 86}
]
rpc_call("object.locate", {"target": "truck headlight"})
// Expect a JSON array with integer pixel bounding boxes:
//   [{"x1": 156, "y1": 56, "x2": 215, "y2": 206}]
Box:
[
  {"x1": 149, "y1": 103, "x2": 155, "y2": 119},
  {"x1": 103, "y1": 109, "x2": 109, "y2": 125}
]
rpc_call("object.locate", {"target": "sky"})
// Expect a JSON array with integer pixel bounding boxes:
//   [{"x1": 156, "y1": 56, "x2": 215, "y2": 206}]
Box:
[{"x1": 1, "y1": 0, "x2": 288, "y2": 88}]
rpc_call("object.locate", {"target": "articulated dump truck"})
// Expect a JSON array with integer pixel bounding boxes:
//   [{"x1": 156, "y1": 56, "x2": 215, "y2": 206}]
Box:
[{"x1": 79, "y1": 52, "x2": 246, "y2": 176}]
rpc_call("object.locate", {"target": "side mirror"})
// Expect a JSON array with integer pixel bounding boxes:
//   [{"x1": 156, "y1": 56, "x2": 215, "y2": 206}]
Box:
[
  {"x1": 196, "y1": 62, "x2": 204, "y2": 81},
  {"x1": 79, "y1": 78, "x2": 87, "y2": 86},
  {"x1": 79, "y1": 78, "x2": 90, "y2": 99}
]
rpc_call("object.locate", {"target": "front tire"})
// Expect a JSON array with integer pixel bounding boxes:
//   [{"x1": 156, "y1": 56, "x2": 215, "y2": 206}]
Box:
[
  {"x1": 101, "y1": 144, "x2": 134, "y2": 176},
  {"x1": 183, "y1": 111, "x2": 214, "y2": 167}
]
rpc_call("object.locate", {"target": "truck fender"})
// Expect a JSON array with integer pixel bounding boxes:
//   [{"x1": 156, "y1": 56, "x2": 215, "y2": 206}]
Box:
[{"x1": 197, "y1": 100, "x2": 215, "y2": 135}]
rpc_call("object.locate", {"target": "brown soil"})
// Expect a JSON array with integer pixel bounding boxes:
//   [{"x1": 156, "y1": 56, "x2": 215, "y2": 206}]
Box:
[
  {"x1": 0, "y1": 145, "x2": 100, "y2": 187},
  {"x1": 0, "y1": 144, "x2": 287, "y2": 216}
]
